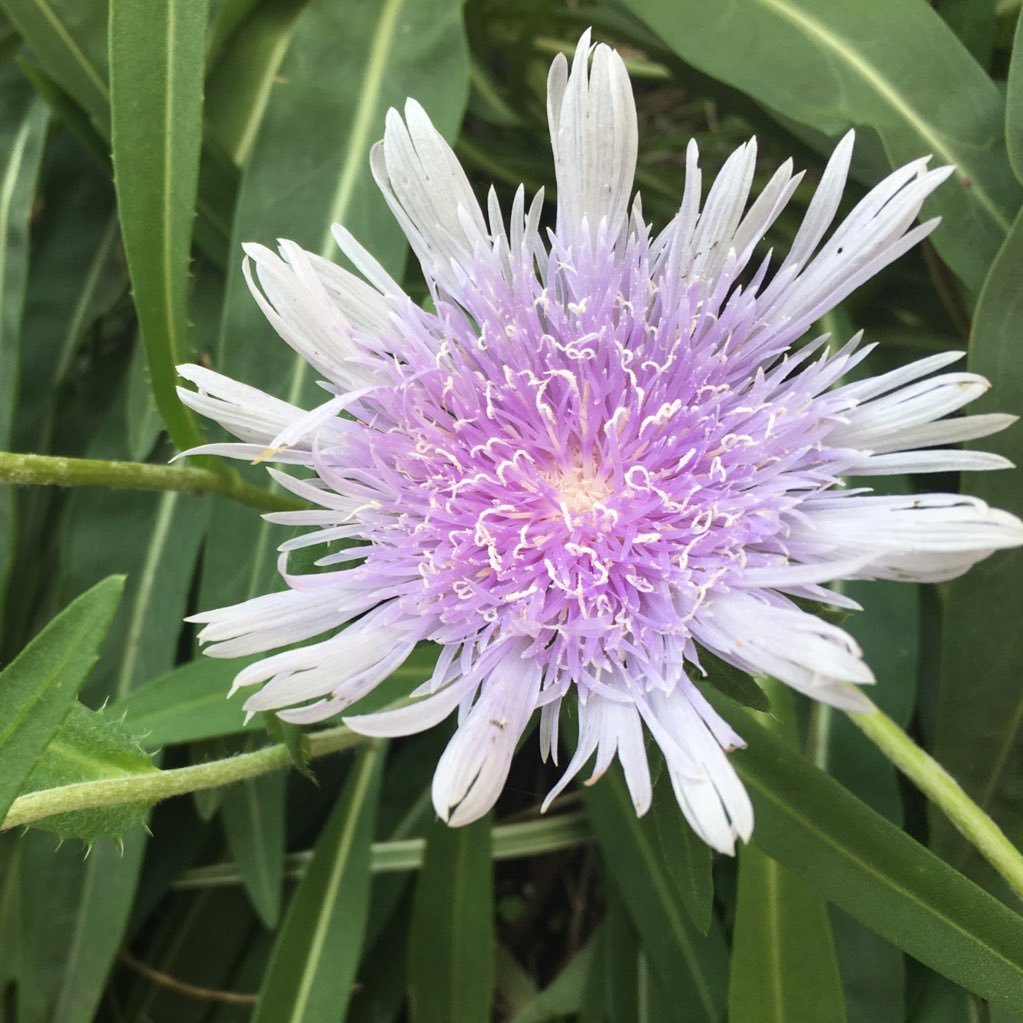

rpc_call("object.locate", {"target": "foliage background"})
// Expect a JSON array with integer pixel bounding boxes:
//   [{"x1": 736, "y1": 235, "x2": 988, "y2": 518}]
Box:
[{"x1": 1, "y1": 0, "x2": 1023, "y2": 1020}]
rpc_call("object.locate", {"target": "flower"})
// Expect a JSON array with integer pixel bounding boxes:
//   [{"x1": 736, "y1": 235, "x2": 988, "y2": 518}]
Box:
[{"x1": 178, "y1": 32, "x2": 1023, "y2": 853}]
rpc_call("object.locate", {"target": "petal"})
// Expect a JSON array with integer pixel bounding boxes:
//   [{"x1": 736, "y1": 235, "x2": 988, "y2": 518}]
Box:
[
  {"x1": 640, "y1": 685, "x2": 753, "y2": 855},
  {"x1": 547, "y1": 32, "x2": 638, "y2": 244},
  {"x1": 371, "y1": 99, "x2": 488, "y2": 292},
  {"x1": 691, "y1": 593, "x2": 875, "y2": 711},
  {"x1": 431, "y1": 644, "x2": 542, "y2": 825}
]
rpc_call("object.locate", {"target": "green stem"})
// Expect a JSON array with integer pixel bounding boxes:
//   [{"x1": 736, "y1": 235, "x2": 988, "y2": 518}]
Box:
[
  {"x1": 848, "y1": 695, "x2": 1023, "y2": 901},
  {"x1": 1, "y1": 723, "x2": 365, "y2": 832},
  {"x1": 0, "y1": 451, "x2": 301, "y2": 513},
  {"x1": 174, "y1": 811, "x2": 593, "y2": 888}
]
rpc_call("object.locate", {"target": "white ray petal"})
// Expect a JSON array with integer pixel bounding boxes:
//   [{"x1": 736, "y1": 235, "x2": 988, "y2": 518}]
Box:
[{"x1": 547, "y1": 32, "x2": 638, "y2": 244}]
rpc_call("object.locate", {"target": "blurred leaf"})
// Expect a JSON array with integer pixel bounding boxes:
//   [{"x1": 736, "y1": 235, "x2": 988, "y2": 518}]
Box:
[
  {"x1": 934, "y1": 209, "x2": 1023, "y2": 873},
  {"x1": 935, "y1": 0, "x2": 996, "y2": 68},
  {"x1": 0, "y1": 0, "x2": 110, "y2": 132},
  {"x1": 650, "y1": 770, "x2": 714, "y2": 933},
  {"x1": 15, "y1": 55, "x2": 109, "y2": 169},
  {"x1": 408, "y1": 814, "x2": 495, "y2": 1023},
  {"x1": 704, "y1": 690, "x2": 1023, "y2": 1012},
  {"x1": 0, "y1": 67, "x2": 47, "y2": 615},
  {"x1": 730, "y1": 846, "x2": 849, "y2": 1023},
  {"x1": 109, "y1": 0, "x2": 209, "y2": 452},
  {"x1": 115, "y1": 657, "x2": 257, "y2": 746},
  {"x1": 22, "y1": 702, "x2": 157, "y2": 841},
  {"x1": 624, "y1": 0, "x2": 1023, "y2": 292},
  {"x1": 205, "y1": 0, "x2": 305, "y2": 167},
  {"x1": 253, "y1": 744, "x2": 384, "y2": 1023},
  {"x1": 583, "y1": 763, "x2": 728, "y2": 1023},
  {"x1": 0, "y1": 575, "x2": 123, "y2": 824},
  {"x1": 16, "y1": 828, "x2": 146, "y2": 1023},
  {"x1": 601, "y1": 885, "x2": 642, "y2": 1023},
  {"x1": 1008, "y1": 8, "x2": 1023, "y2": 184},
  {"x1": 220, "y1": 771, "x2": 286, "y2": 927},
  {"x1": 508, "y1": 936, "x2": 597, "y2": 1023},
  {"x1": 202, "y1": 0, "x2": 470, "y2": 615}
]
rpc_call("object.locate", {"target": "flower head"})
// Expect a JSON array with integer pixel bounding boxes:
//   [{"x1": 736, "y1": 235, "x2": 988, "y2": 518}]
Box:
[{"x1": 179, "y1": 33, "x2": 1023, "y2": 853}]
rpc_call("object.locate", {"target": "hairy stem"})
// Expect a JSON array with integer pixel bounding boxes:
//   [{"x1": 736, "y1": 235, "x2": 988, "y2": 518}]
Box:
[
  {"x1": 1, "y1": 724, "x2": 365, "y2": 832},
  {"x1": 848, "y1": 695, "x2": 1023, "y2": 901},
  {"x1": 0, "y1": 451, "x2": 301, "y2": 513}
]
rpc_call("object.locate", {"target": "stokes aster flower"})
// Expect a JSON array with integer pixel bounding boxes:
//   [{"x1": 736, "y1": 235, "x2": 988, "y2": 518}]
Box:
[{"x1": 179, "y1": 33, "x2": 1023, "y2": 853}]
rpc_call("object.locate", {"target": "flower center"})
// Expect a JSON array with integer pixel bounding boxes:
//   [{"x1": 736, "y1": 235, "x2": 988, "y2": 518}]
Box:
[{"x1": 550, "y1": 463, "x2": 613, "y2": 514}]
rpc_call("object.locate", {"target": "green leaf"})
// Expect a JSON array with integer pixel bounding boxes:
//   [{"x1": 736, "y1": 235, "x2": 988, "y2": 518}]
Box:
[
  {"x1": 650, "y1": 769, "x2": 714, "y2": 933},
  {"x1": 201, "y1": 0, "x2": 470, "y2": 614},
  {"x1": 703, "y1": 690, "x2": 1023, "y2": 1012},
  {"x1": 115, "y1": 657, "x2": 258, "y2": 746},
  {"x1": 623, "y1": 0, "x2": 1023, "y2": 292},
  {"x1": 109, "y1": 0, "x2": 208, "y2": 452},
  {"x1": 700, "y1": 653, "x2": 770, "y2": 713},
  {"x1": 583, "y1": 763, "x2": 728, "y2": 1023},
  {"x1": 60, "y1": 480, "x2": 208, "y2": 705},
  {"x1": 204, "y1": 0, "x2": 305, "y2": 167},
  {"x1": 0, "y1": 0, "x2": 110, "y2": 133},
  {"x1": 0, "y1": 575, "x2": 124, "y2": 825},
  {"x1": 934, "y1": 209, "x2": 1023, "y2": 875},
  {"x1": 408, "y1": 815, "x2": 495, "y2": 1023},
  {"x1": 21, "y1": 702, "x2": 158, "y2": 841},
  {"x1": 729, "y1": 685, "x2": 845, "y2": 1023},
  {"x1": 508, "y1": 938, "x2": 597, "y2": 1023},
  {"x1": 0, "y1": 67, "x2": 47, "y2": 616},
  {"x1": 220, "y1": 771, "x2": 286, "y2": 927},
  {"x1": 15, "y1": 828, "x2": 147, "y2": 1023},
  {"x1": 1007, "y1": 8, "x2": 1023, "y2": 185},
  {"x1": 935, "y1": 0, "x2": 996, "y2": 68},
  {"x1": 253, "y1": 744, "x2": 385, "y2": 1023},
  {"x1": 730, "y1": 844, "x2": 847, "y2": 1022}
]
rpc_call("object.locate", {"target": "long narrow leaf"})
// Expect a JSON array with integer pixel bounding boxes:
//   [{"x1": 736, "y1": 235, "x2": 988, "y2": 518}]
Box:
[
  {"x1": 703, "y1": 691, "x2": 1023, "y2": 1012},
  {"x1": 253, "y1": 744, "x2": 384, "y2": 1023},
  {"x1": 408, "y1": 815, "x2": 495, "y2": 1023},
  {"x1": 583, "y1": 765, "x2": 729, "y2": 1023},
  {"x1": 109, "y1": 0, "x2": 209, "y2": 451}
]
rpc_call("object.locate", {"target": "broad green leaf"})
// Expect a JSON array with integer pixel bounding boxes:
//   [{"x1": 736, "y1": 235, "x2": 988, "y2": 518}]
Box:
[
  {"x1": 0, "y1": 68, "x2": 47, "y2": 617},
  {"x1": 730, "y1": 845, "x2": 848, "y2": 1023},
  {"x1": 408, "y1": 814, "x2": 495, "y2": 1023},
  {"x1": 21, "y1": 702, "x2": 157, "y2": 841},
  {"x1": 201, "y1": 0, "x2": 470, "y2": 614},
  {"x1": 703, "y1": 690, "x2": 1023, "y2": 1012},
  {"x1": 623, "y1": 0, "x2": 1023, "y2": 292},
  {"x1": 1008, "y1": 9, "x2": 1023, "y2": 186},
  {"x1": 59, "y1": 480, "x2": 207, "y2": 705},
  {"x1": 220, "y1": 770, "x2": 286, "y2": 927},
  {"x1": 0, "y1": 575, "x2": 124, "y2": 825},
  {"x1": 115, "y1": 657, "x2": 257, "y2": 746},
  {"x1": 16, "y1": 828, "x2": 146, "y2": 1023},
  {"x1": 109, "y1": 0, "x2": 208, "y2": 452},
  {"x1": 583, "y1": 763, "x2": 728, "y2": 1023},
  {"x1": 934, "y1": 210, "x2": 1023, "y2": 874},
  {"x1": 253, "y1": 744, "x2": 385, "y2": 1023}
]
